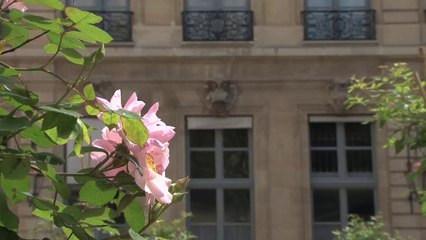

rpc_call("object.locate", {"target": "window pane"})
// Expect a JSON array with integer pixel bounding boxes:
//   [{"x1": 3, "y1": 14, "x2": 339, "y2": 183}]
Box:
[
  {"x1": 224, "y1": 189, "x2": 251, "y2": 223},
  {"x1": 223, "y1": 129, "x2": 248, "y2": 148},
  {"x1": 347, "y1": 189, "x2": 375, "y2": 220},
  {"x1": 311, "y1": 150, "x2": 338, "y2": 173},
  {"x1": 338, "y1": 0, "x2": 368, "y2": 9},
  {"x1": 310, "y1": 123, "x2": 336, "y2": 147},
  {"x1": 306, "y1": 0, "x2": 333, "y2": 9},
  {"x1": 104, "y1": 0, "x2": 129, "y2": 10},
  {"x1": 220, "y1": 0, "x2": 250, "y2": 10},
  {"x1": 346, "y1": 150, "x2": 372, "y2": 173},
  {"x1": 190, "y1": 151, "x2": 215, "y2": 178},
  {"x1": 224, "y1": 151, "x2": 249, "y2": 178},
  {"x1": 70, "y1": 0, "x2": 100, "y2": 10},
  {"x1": 224, "y1": 225, "x2": 251, "y2": 240},
  {"x1": 185, "y1": 0, "x2": 215, "y2": 10},
  {"x1": 190, "y1": 130, "x2": 215, "y2": 148},
  {"x1": 345, "y1": 123, "x2": 371, "y2": 146},
  {"x1": 190, "y1": 225, "x2": 217, "y2": 240},
  {"x1": 313, "y1": 224, "x2": 340, "y2": 240},
  {"x1": 190, "y1": 189, "x2": 217, "y2": 223},
  {"x1": 313, "y1": 189, "x2": 340, "y2": 222}
]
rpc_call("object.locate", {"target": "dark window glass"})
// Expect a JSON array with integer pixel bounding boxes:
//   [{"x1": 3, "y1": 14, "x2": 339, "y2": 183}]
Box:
[
  {"x1": 310, "y1": 123, "x2": 337, "y2": 147},
  {"x1": 347, "y1": 189, "x2": 375, "y2": 220},
  {"x1": 190, "y1": 151, "x2": 215, "y2": 178},
  {"x1": 190, "y1": 130, "x2": 215, "y2": 148},
  {"x1": 313, "y1": 189, "x2": 340, "y2": 222},
  {"x1": 311, "y1": 150, "x2": 338, "y2": 173},
  {"x1": 223, "y1": 129, "x2": 248, "y2": 148},
  {"x1": 345, "y1": 123, "x2": 371, "y2": 146},
  {"x1": 224, "y1": 189, "x2": 250, "y2": 223},
  {"x1": 346, "y1": 150, "x2": 373, "y2": 173},
  {"x1": 190, "y1": 189, "x2": 217, "y2": 223},
  {"x1": 224, "y1": 225, "x2": 251, "y2": 240},
  {"x1": 224, "y1": 151, "x2": 249, "y2": 178}
]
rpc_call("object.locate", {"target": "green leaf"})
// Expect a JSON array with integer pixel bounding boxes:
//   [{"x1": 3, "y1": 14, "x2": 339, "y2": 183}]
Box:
[
  {"x1": 42, "y1": 112, "x2": 77, "y2": 145},
  {"x1": 0, "y1": 76, "x2": 15, "y2": 85},
  {"x1": 24, "y1": 15, "x2": 63, "y2": 33},
  {"x1": 124, "y1": 198, "x2": 145, "y2": 232},
  {"x1": 0, "y1": 115, "x2": 31, "y2": 135},
  {"x1": 1, "y1": 22, "x2": 29, "y2": 47},
  {"x1": 85, "y1": 105, "x2": 100, "y2": 116},
  {"x1": 0, "y1": 157, "x2": 30, "y2": 204},
  {"x1": 114, "y1": 109, "x2": 141, "y2": 120},
  {"x1": 61, "y1": 48, "x2": 84, "y2": 65},
  {"x1": 66, "y1": 31, "x2": 97, "y2": 44},
  {"x1": 32, "y1": 197, "x2": 59, "y2": 211},
  {"x1": 0, "y1": 192, "x2": 19, "y2": 231},
  {"x1": 79, "y1": 180, "x2": 117, "y2": 206},
  {"x1": 129, "y1": 229, "x2": 147, "y2": 240},
  {"x1": 43, "y1": 43, "x2": 58, "y2": 55},
  {"x1": 65, "y1": 7, "x2": 103, "y2": 24},
  {"x1": 62, "y1": 206, "x2": 81, "y2": 221},
  {"x1": 68, "y1": 94, "x2": 85, "y2": 104},
  {"x1": 0, "y1": 226, "x2": 20, "y2": 240},
  {"x1": 21, "y1": 0, "x2": 64, "y2": 10},
  {"x1": 48, "y1": 31, "x2": 85, "y2": 50},
  {"x1": 20, "y1": 125, "x2": 56, "y2": 148},
  {"x1": 77, "y1": 119, "x2": 91, "y2": 144},
  {"x1": 74, "y1": 132, "x2": 83, "y2": 157},
  {"x1": 37, "y1": 162, "x2": 71, "y2": 199},
  {"x1": 0, "y1": 68, "x2": 20, "y2": 77},
  {"x1": 0, "y1": 88, "x2": 39, "y2": 106},
  {"x1": 83, "y1": 84, "x2": 96, "y2": 101},
  {"x1": 32, "y1": 152, "x2": 64, "y2": 165},
  {"x1": 102, "y1": 112, "x2": 119, "y2": 128},
  {"x1": 117, "y1": 194, "x2": 137, "y2": 215},
  {"x1": 8, "y1": 9, "x2": 25, "y2": 22},
  {"x1": 122, "y1": 117, "x2": 149, "y2": 147},
  {"x1": 39, "y1": 105, "x2": 82, "y2": 118},
  {"x1": 75, "y1": 23, "x2": 113, "y2": 44}
]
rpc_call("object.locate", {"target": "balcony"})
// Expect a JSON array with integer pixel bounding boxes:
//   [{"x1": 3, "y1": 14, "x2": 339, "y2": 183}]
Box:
[
  {"x1": 182, "y1": 11, "x2": 254, "y2": 41},
  {"x1": 91, "y1": 11, "x2": 133, "y2": 42},
  {"x1": 302, "y1": 10, "x2": 376, "y2": 41}
]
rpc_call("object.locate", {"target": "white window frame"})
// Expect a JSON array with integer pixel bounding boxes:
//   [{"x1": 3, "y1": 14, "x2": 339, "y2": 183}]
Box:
[
  {"x1": 309, "y1": 117, "x2": 377, "y2": 240},
  {"x1": 186, "y1": 117, "x2": 255, "y2": 240},
  {"x1": 184, "y1": 0, "x2": 250, "y2": 11}
]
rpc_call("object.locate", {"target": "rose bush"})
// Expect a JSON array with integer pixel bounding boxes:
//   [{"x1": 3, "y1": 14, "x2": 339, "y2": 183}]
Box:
[{"x1": 0, "y1": 0, "x2": 188, "y2": 239}]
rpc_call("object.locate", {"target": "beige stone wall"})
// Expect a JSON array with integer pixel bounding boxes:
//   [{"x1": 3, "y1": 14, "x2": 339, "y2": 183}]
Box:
[{"x1": 10, "y1": 0, "x2": 426, "y2": 239}]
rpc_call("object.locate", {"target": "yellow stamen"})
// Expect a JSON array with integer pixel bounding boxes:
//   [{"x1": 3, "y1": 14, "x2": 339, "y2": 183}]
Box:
[{"x1": 146, "y1": 153, "x2": 158, "y2": 173}]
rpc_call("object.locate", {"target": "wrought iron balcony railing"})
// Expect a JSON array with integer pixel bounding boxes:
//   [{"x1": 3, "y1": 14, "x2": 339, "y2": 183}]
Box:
[
  {"x1": 302, "y1": 10, "x2": 376, "y2": 41},
  {"x1": 91, "y1": 11, "x2": 133, "y2": 42},
  {"x1": 182, "y1": 11, "x2": 254, "y2": 41}
]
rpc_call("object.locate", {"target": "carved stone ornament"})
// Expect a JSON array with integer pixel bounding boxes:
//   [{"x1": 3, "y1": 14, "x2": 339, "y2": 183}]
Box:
[
  {"x1": 202, "y1": 80, "x2": 239, "y2": 117},
  {"x1": 328, "y1": 81, "x2": 350, "y2": 113}
]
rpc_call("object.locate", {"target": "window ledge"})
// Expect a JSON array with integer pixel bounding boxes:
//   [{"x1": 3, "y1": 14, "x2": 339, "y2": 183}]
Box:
[
  {"x1": 302, "y1": 40, "x2": 379, "y2": 46},
  {"x1": 181, "y1": 41, "x2": 254, "y2": 48},
  {"x1": 106, "y1": 41, "x2": 135, "y2": 47}
]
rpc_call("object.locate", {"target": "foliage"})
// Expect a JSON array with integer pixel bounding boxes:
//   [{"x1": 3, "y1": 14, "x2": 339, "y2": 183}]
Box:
[
  {"x1": 0, "y1": 0, "x2": 188, "y2": 239},
  {"x1": 145, "y1": 213, "x2": 196, "y2": 240},
  {"x1": 347, "y1": 60, "x2": 426, "y2": 212},
  {"x1": 332, "y1": 215, "x2": 407, "y2": 240}
]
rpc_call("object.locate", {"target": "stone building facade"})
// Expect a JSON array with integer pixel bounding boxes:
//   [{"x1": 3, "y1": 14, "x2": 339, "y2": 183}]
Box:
[{"x1": 8, "y1": 0, "x2": 426, "y2": 239}]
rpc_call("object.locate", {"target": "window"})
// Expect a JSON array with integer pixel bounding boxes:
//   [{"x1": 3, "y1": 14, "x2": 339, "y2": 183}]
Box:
[
  {"x1": 303, "y1": 0, "x2": 375, "y2": 40},
  {"x1": 309, "y1": 118, "x2": 376, "y2": 240},
  {"x1": 186, "y1": 117, "x2": 254, "y2": 240},
  {"x1": 66, "y1": 0, "x2": 132, "y2": 42},
  {"x1": 182, "y1": 0, "x2": 253, "y2": 41}
]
